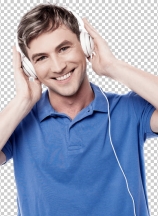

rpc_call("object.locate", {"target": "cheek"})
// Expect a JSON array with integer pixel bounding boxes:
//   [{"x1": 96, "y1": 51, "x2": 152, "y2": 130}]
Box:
[
  {"x1": 69, "y1": 44, "x2": 86, "y2": 61},
  {"x1": 34, "y1": 64, "x2": 49, "y2": 78},
  {"x1": 71, "y1": 50, "x2": 87, "y2": 67}
]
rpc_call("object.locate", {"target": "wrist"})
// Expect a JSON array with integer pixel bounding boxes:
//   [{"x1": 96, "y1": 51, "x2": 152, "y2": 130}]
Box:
[
  {"x1": 14, "y1": 95, "x2": 34, "y2": 115},
  {"x1": 104, "y1": 59, "x2": 127, "y2": 81}
]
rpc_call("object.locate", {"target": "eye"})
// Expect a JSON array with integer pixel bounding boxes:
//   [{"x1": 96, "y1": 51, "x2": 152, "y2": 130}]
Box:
[
  {"x1": 36, "y1": 56, "x2": 47, "y2": 62},
  {"x1": 60, "y1": 46, "x2": 70, "y2": 52}
]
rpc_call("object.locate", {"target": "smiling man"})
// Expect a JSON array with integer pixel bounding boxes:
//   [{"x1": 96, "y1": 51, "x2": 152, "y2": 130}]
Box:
[
  {"x1": 27, "y1": 24, "x2": 94, "y2": 118},
  {"x1": 0, "y1": 3, "x2": 158, "y2": 216}
]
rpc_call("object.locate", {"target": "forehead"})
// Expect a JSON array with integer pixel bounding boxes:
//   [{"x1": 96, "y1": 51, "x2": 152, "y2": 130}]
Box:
[
  {"x1": 29, "y1": 25, "x2": 76, "y2": 48},
  {"x1": 27, "y1": 24, "x2": 78, "y2": 56}
]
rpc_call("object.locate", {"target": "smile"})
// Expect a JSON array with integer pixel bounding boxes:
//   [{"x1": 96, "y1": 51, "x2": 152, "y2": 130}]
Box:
[{"x1": 55, "y1": 69, "x2": 74, "y2": 81}]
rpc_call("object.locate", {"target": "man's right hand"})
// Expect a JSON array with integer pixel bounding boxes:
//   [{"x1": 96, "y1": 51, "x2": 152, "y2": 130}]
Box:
[
  {"x1": 13, "y1": 46, "x2": 42, "y2": 109},
  {"x1": 0, "y1": 47, "x2": 42, "y2": 155}
]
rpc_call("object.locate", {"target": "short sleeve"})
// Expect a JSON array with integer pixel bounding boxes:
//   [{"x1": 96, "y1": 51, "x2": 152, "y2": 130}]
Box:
[
  {"x1": 1, "y1": 137, "x2": 13, "y2": 165},
  {"x1": 130, "y1": 91, "x2": 158, "y2": 139}
]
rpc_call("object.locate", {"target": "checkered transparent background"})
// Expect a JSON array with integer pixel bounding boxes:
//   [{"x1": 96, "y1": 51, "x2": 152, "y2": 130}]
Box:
[{"x1": 0, "y1": 1, "x2": 158, "y2": 216}]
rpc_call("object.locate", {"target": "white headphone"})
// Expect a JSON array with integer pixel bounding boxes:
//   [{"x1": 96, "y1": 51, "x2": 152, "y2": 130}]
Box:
[{"x1": 16, "y1": 6, "x2": 94, "y2": 78}]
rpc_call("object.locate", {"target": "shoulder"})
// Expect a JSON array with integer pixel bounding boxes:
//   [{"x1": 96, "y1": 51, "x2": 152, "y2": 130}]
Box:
[
  {"x1": 91, "y1": 82, "x2": 145, "y2": 113},
  {"x1": 99, "y1": 86, "x2": 154, "y2": 122},
  {"x1": 105, "y1": 90, "x2": 156, "y2": 132},
  {"x1": 104, "y1": 91, "x2": 136, "y2": 112},
  {"x1": 105, "y1": 90, "x2": 148, "y2": 109}
]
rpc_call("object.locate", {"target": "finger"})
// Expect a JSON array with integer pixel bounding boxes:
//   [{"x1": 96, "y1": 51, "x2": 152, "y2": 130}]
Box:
[
  {"x1": 82, "y1": 18, "x2": 101, "y2": 39},
  {"x1": 82, "y1": 18, "x2": 98, "y2": 32},
  {"x1": 13, "y1": 45, "x2": 22, "y2": 71},
  {"x1": 12, "y1": 46, "x2": 30, "y2": 82}
]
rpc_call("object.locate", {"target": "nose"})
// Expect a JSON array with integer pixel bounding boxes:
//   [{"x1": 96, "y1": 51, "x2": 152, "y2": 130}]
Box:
[{"x1": 50, "y1": 55, "x2": 66, "y2": 73}]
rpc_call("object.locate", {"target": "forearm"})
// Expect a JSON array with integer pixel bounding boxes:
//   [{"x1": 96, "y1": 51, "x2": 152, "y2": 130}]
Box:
[
  {"x1": 0, "y1": 96, "x2": 32, "y2": 151},
  {"x1": 107, "y1": 59, "x2": 158, "y2": 109}
]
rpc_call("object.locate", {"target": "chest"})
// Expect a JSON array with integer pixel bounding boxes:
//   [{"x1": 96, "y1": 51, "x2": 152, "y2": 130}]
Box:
[{"x1": 13, "y1": 112, "x2": 139, "y2": 176}]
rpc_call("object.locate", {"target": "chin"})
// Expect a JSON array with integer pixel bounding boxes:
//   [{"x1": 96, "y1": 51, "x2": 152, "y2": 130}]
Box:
[
  {"x1": 47, "y1": 84, "x2": 79, "y2": 98},
  {"x1": 58, "y1": 86, "x2": 80, "y2": 97}
]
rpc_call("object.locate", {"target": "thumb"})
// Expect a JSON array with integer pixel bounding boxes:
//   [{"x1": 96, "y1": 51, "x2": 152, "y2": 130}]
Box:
[{"x1": 13, "y1": 45, "x2": 22, "y2": 71}]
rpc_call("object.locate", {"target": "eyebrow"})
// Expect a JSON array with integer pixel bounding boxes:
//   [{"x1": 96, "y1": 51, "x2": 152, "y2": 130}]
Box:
[{"x1": 31, "y1": 40, "x2": 73, "y2": 61}]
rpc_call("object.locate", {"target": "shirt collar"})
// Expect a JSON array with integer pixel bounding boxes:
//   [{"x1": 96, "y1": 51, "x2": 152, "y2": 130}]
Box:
[
  {"x1": 90, "y1": 82, "x2": 108, "y2": 113},
  {"x1": 36, "y1": 90, "x2": 56, "y2": 122},
  {"x1": 37, "y1": 82, "x2": 108, "y2": 122}
]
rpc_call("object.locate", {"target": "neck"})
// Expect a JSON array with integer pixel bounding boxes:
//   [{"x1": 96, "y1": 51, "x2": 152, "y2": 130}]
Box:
[{"x1": 48, "y1": 79, "x2": 94, "y2": 119}]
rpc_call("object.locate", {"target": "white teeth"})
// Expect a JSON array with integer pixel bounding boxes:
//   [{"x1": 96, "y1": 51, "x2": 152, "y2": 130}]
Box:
[{"x1": 56, "y1": 71, "x2": 73, "y2": 81}]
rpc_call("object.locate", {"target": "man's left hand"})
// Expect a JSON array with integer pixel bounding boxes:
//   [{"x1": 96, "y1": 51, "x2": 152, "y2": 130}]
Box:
[{"x1": 82, "y1": 18, "x2": 117, "y2": 77}]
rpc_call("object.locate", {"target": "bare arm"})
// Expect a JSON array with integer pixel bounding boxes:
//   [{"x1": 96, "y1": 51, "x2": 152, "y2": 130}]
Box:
[
  {"x1": 0, "y1": 96, "x2": 33, "y2": 151},
  {"x1": 0, "y1": 46, "x2": 42, "y2": 162},
  {"x1": 83, "y1": 18, "x2": 158, "y2": 133}
]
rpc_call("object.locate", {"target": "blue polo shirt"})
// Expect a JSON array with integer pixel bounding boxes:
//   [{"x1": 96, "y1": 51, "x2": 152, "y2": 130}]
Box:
[{"x1": 2, "y1": 82, "x2": 158, "y2": 216}]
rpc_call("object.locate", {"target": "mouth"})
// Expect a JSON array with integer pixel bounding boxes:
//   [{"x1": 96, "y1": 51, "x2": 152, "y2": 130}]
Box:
[{"x1": 53, "y1": 69, "x2": 75, "y2": 81}]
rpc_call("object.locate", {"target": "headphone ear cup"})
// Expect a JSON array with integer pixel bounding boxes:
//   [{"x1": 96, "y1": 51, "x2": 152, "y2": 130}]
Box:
[
  {"x1": 16, "y1": 38, "x2": 37, "y2": 78},
  {"x1": 89, "y1": 36, "x2": 94, "y2": 55},
  {"x1": 80, "y1": 31, "x2": 88, "y2": 57},
  {"x1": 84, "y1": 32, "x2": 94, "y2": 57},
  {"x1": 22, "y1": 56, "x2": 37, "y2": 78},
  {"x1": 80, "y1": 31, "x2": 94, "y2": 57}
]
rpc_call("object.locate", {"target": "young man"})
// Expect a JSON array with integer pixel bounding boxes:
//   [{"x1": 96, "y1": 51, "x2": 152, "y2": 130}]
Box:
[{"x1": 0, "y1": 3, "x2": 158, "y2": 216}]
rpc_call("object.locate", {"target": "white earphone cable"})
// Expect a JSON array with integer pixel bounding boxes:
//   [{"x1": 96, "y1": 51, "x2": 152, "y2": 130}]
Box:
[{"x1": 99, "y1": 87, "x2": 137, "y2": 216}]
